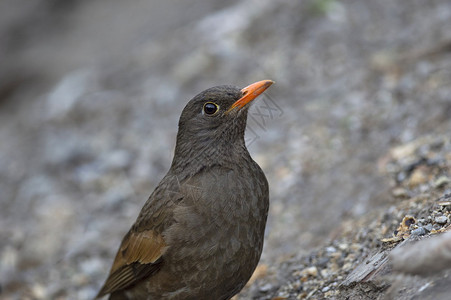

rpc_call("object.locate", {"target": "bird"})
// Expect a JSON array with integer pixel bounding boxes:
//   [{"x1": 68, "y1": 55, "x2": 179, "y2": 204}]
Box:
[{"x1": 96, "y1": 80, "x2": 274, "y2": 300}]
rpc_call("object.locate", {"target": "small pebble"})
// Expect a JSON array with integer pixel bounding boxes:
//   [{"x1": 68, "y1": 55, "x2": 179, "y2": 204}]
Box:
[
  {"x1": 435, "y1": 216, "x2": 448, "y2": 224},
  {"x1": 392, "y1": 187, "x2": 408, "y2": 198},
  {"x1": 300, "y1": 266, "x2": 318, "y2": 277},
  {"x1": 408, "y1": 168, "x2": 428, "y2": 187},
  {"x1": 342, "y1": 262, "x2": 353, "y2": 271},
  {"x1": 325, "y1": 290, "x2": 337, "y2": 297},
  {"x1": 397, "y1": 172, "x2": 407, "y2": 182},
  {"x1": 316, "y1": 257, "x2": 330, "y2": 268},
  {"x1": 322, "y1": 286, "x2": 330, "y2": 292},
  {"x1": 102, "y1": 149, "x2": 132, "y2": 170},
  {"x1": 325, "y1": 246, "x2": 337, "y2": 253},
  {"x1": 423, "y1": 223, "x2": 433, "y2": 232},
  {"x1": 420, "y1": 185, "x2": 430, "y2": 193},
  {"x1": 320, "y1": 268, "x2": 331, "y2": 277},
  {"x1": 31, "y1": 283, "x2": 46, "y2": 298},
  {"x1": 259, "y1": 283, "x2": 273, "y2": 292},
  {"x1": 410, "y1": 227, "x2": 426, "y2": 236},
  {"x1": 434, "y1": 176, "x2": 450, "y2": 188},
  {"x1": 80, "y1": 258, "x2": 104, "y2": 275},
  {"x1": 338, "y1": 243, "x2": 349, "y2": 250}
]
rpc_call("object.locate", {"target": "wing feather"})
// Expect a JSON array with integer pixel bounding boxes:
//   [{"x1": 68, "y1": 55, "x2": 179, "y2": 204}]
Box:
[{"x1": 96, "y1": 229, "x2": 167, "y2": 297}]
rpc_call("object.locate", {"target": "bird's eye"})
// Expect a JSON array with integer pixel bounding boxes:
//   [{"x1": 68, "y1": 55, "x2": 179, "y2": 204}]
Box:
[{"x1": 203, "y1": 102, "x2": 219, "y2": 115}]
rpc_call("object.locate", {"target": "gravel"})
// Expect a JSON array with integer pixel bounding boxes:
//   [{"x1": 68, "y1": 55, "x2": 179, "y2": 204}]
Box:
[{"x1": 1, "y1": 0, "x2": 450, "y2": 299}]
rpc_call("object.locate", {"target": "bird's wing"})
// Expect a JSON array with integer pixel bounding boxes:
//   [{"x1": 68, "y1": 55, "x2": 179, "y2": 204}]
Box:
[
  {"x1": 96, "y1": 174, "x2": 184, "y2": 298},
  {"x1": 96, "y1": 229, "x2": 167, "y2": 297}
]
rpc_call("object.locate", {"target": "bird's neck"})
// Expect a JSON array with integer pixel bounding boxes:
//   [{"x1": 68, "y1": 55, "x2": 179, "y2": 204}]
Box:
[{"x1": 169, "y1": 133, "x2": 250, "y2": 178}]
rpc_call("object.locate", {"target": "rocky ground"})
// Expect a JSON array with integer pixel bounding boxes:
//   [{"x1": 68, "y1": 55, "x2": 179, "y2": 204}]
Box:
[
  {"x1": 0, "y1": 0, "x2": 450, "y2": 299},
  {"x1": 239, "y1": 135, "x2": 451, "y2": 299}
]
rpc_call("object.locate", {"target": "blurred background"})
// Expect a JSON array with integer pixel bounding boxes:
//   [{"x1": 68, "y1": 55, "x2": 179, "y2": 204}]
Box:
[{"x1": 0, "y1": 0, "x2": 450, "y2": 299}]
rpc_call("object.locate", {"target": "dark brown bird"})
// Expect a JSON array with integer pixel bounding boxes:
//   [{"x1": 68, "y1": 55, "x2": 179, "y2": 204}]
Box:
[{"x1": 96, "y1": 80, "x2": 274, "y2": 300}]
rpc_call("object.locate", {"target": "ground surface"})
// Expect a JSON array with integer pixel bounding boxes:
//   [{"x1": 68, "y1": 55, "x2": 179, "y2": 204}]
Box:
[{"x1": 0, "y1": 0, "x2": 450, "y2": 299}]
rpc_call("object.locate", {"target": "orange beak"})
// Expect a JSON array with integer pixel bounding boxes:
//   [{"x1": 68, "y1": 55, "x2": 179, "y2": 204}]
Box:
[{"x1": 226, "y1": 80, "x2": 274, "y2": 113}]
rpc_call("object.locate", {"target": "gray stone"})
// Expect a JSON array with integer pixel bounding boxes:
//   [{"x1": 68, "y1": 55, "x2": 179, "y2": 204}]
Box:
[{"x1": 435, "y1": 216, "x2": 448, "y2": 225}]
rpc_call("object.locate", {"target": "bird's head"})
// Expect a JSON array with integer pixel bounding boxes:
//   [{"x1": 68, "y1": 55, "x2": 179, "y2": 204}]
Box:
[{"x1": 172, "y1": 80, "x2": 274, "y2": 172}]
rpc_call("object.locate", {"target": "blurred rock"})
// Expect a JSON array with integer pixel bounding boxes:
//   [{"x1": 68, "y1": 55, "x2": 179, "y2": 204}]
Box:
[
  {"x1": 391, "y1": 232, "x2": 451, "y2": 276},
  {"x1": 46, "y1": 69, "x2": 98, "y2": 121}
]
